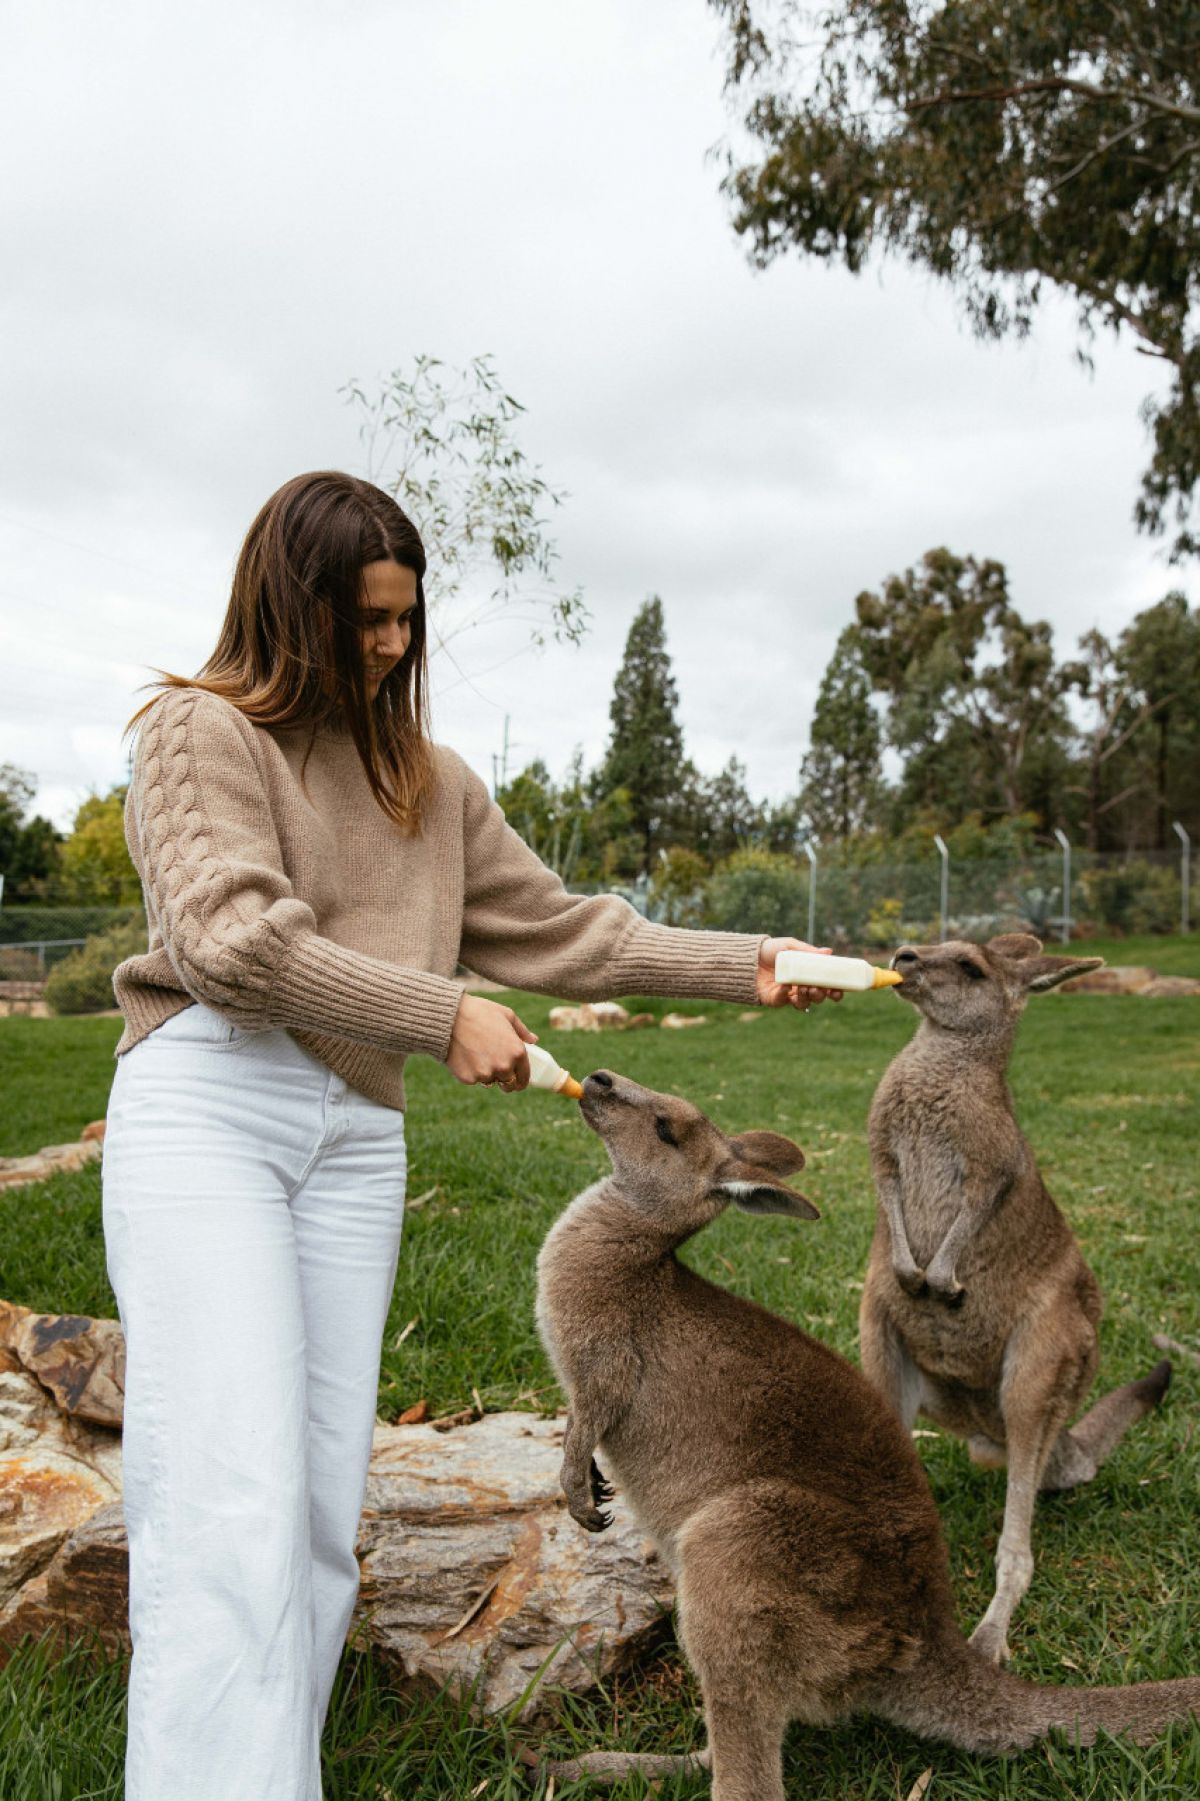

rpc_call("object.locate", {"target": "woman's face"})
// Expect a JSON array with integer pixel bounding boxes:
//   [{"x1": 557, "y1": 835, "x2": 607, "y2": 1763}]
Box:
[{"x1": 359, "y1": 560, "x2": 419, "y2": 695}]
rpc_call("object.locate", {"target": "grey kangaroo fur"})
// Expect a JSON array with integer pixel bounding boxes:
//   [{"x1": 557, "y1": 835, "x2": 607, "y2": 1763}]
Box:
[
  {"x1": 861, "y1": 933, "x2": 1172, "y2": 1666},
  {"x1": 535, "y1": 1069, "x2": 1197, "y2": 1800}
]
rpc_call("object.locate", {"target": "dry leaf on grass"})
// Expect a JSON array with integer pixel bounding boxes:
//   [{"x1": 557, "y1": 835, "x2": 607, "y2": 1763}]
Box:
[{"x1": 405, "y1": 1187, "x2": 441, "y2": 1211}]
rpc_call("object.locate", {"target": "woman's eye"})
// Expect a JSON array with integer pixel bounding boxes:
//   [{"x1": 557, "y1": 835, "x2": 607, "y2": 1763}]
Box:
[{"x1": 655, "y1": 1117, "x2": 679, "y2": 1147}]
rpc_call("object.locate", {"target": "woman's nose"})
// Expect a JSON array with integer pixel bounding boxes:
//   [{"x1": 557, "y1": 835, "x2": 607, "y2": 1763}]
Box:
[{"x1": 378, "y1": 623, "x2": 410, "y2": 657}]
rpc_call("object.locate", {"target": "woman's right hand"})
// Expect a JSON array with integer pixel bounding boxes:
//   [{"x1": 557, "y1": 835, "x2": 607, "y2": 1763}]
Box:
[{"x1": 445, "y1": 992, "x2": 538, "y2": 1089}]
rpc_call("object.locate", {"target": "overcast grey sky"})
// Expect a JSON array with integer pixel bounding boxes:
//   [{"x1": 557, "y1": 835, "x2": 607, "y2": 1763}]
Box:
[{"x1": 2, "y1": 0, "x2": 1195, "y2": 830}]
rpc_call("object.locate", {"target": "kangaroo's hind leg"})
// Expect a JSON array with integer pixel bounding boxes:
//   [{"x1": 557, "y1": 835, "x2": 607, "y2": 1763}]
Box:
[
  {"x1": 969, "y1": 1315, "x2": 1093, "y2": 1666},
  {"x1": 543, "y1": 1747, "x2": 711, "y2": 1787},
  {"x1": 676, "y1": 1480, "x2": 917, "y2": 1801}
]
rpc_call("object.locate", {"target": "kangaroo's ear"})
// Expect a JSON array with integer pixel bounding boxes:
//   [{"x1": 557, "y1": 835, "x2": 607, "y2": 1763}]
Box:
[
  {"x1": 987, "y1": 932, "x2": 1043, "y2": 958},
  {"x1": 712, "y1": 1153, "x2": 819, "y2": 1220},
  {"x1": 724, "y1": 1130, "x2": 806, "y2": 1177},
  {"x1": 1021, "y1": 954, "x2": 1105, "y2": 993}
]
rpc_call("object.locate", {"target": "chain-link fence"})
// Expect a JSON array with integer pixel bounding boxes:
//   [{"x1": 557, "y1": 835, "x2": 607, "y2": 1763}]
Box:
[
  {"x1": 0, "y1": 841, "x2": 1192, "y2": 988},
  {"x1": 593, "y1": 847, "x2": 1193, "y2": 945},
  {"x1": 803, "y1": 847, "x2": 1188, "y2": 948},
  {"x1": 0, "y1": 907, "x2": 144, "y2": 980}
]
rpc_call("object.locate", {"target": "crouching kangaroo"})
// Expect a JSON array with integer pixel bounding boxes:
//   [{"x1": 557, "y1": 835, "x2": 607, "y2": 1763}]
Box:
[
  {"x1": 860, "y1": 933, "x2": 1172, "y2": 1667},
  {"x1": 535, "y1": 1071, "x2": 1197, "y2": 1801}
]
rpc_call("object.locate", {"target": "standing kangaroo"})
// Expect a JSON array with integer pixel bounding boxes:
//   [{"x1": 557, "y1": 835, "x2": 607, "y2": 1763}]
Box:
[
  {"x1": 535, "y1": 1070, "x2": 1197, "y2": 1801},
  {"x1": 860, "y1": 933, "x2": 1172, "y2": 1667}
]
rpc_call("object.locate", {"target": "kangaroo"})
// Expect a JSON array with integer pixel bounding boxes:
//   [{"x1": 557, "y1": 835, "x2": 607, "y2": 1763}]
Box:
[
  {"x1": 860, "y1": 933, "x2": 1172, "y2": 1668},
  {"x1": 535, "y1": 1070, "x2": 1197, "y2": 1800}
]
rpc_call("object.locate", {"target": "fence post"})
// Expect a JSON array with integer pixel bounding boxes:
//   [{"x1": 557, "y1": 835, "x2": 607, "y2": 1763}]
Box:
[
  {"x1": 803, "y1": 839, "x2": 818, "y2": 945},
  {"x1": 1174, "y1": 821, "x2": 1191, "y2": 934},
  {"x1": 933, "y1": 834, "x2": 949, "y2": 941},
  {"x1": 1053, "y1": 829, "x2": 1072, "y2": 944}
]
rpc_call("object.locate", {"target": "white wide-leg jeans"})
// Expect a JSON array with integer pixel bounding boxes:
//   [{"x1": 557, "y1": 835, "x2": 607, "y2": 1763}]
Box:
[{"x1": 101, "y1": 1002, "x2": 408, "y2": 1801}]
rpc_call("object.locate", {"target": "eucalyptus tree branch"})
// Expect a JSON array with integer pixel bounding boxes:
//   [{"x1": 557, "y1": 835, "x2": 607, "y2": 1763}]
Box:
[{"x1": 907, "y1": 78, "x2": 1200, "y2": 129}]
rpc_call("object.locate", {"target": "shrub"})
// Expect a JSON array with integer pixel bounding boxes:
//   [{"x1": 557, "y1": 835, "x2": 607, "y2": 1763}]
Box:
[
  {"x1": 864, "y1": 898, "x2": 905, "y2": 947},
  {"x1": 45, "y1": 916, "x2": 148, "y2": 1016},
  {"x1": 1079, "y1": 861, "x2": 1182, "y2": 935},
  {"x1": 649, "y1": 847, "x2": 710, "y2": 927},
  {"x1": 0, "y1": 904, "x2": 140, "y2": 945},
  {"x1": 703, "y1": 850, "x2": 810, "y2": 937}
]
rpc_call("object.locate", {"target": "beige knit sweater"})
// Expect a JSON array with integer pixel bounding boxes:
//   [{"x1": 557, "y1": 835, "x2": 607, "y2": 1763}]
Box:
[{"x1": 113, "y1": 687, "x2": 765, "y2": 1109}]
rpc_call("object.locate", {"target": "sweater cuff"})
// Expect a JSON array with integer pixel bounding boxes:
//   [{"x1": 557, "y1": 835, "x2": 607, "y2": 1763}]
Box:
[
  {"x1": 268, "y1": 934, "x2": 465, "y2": 1061},
  {"x1": 606, "y1": 922, "x2": 763, "y2": 1005}
]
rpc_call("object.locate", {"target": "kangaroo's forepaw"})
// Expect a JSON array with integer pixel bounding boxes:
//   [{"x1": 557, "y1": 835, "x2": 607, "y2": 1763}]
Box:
[
  {"x1": 590, "y1": 1457, "x2": 615, "y2": 1506},
  {"x1": 930, "y1": 1277, "x2": 966, "y2": 1308},
  {"x1": 895, "y1": 1264, "x2": 928, "y2": 1299},
  {"x1": 572, "y1": 1503, "x2": 613, "y2": 1534},
  {"x1": 968, "y1": 1617, "x2": 1011, "y2": 1666}
]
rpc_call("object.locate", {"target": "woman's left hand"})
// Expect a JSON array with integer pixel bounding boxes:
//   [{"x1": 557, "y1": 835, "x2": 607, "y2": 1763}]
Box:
[{"x1": 755, "y1": 937, "x2": 843, "y2": 1011}]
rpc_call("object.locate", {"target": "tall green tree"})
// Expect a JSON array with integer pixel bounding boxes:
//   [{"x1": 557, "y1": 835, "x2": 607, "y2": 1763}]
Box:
[
  {"x1": 799, "y1": 627, "x2": 883, "y2": 840},
  {"x1": 598, "y1": 597, "x2": 689, "y2": 872},
  {"x1": 1114, "y1": 592, "x2": 1200, "y2": 846},
  {"x1": 853, "y1": 548, "x2": 1075, "y2": 825},
  {"x1": 712, "y1": 0, "x2": 1200, "y2": 556},
  {"x1": 56, "y1": 788, "x2": 141, "y2": 906},
  {"x1": 0, "y1": 764, "x2": 62, "y2": 902},
  {"x1": 690, "y1": 756, "x2": 765, "y2": 862}
]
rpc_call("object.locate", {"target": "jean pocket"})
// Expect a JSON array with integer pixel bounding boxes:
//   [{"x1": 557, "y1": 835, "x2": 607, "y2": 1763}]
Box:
[{"x1": 150, "y1": 1001, "x2": 252, "y2": 1049}]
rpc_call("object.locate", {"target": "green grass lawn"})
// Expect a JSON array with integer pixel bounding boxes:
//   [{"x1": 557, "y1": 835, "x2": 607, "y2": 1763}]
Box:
[
  {"x1": 1052, "y1": 932, "x2": 1200, "y2": 976},
  {"x1": 2, "y1": 984, "x2": 1199, "y2": 1799},
  {"x1": 0, "y1": 1016, "x2": 124, "y2": 1159}
]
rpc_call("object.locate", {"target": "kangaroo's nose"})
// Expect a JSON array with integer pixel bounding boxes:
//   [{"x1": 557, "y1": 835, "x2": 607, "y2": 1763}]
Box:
[
  {"x1": 586, "y1": 1070, "x2": 614, "y2": 1089},
  {"x1": 891, "y1": 948, "x2": 920, "y2": 970}
]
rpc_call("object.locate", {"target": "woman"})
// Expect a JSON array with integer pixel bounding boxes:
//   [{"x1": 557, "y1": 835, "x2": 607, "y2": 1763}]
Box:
[{"x1": 103, "y1": 470, "x2": 836, "y2": 1801}]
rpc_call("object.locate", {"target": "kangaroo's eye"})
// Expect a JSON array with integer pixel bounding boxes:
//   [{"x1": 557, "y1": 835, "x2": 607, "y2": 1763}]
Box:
[
  {"x1": 958, "y1": 959, "x2": 986, "y2": 980},
  {"x1": 655, "y1": 1116, "x2": 679, "y2": 1147}
]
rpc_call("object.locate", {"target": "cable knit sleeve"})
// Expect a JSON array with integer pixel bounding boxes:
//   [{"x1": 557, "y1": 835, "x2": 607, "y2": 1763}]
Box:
[
  {"x1": 131, "y1": 690, "x2": 463, "y2": 1059},
  {"x1": 454, "y1": 758, "x2": 763, "y2": 1003}
]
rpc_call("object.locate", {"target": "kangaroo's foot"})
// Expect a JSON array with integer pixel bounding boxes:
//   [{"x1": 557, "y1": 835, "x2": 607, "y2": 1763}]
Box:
[
  {"x1": 969, "y1": 1471, "x2": 1038, "y2": 1665},
  {"x1": 541, "y1": 1747, "x2": 711, "y2": 1786},
  {"x1": 967, "y1": 1611, "x2": 1012, "y2": 1667},
  {"x1": 1041, "y1": 1360, "x2": 1172, "y2": 1493},
  {"x1": 968, "y1": 1434, "x2": 1006, "y2": 1470}
]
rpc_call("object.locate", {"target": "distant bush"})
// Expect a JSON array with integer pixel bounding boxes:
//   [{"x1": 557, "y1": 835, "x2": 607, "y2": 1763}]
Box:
[
  {"x1": 0, "y1": 904, "x2": 140, "y2": 945},
  {"x1": 649, "y1": 847, "x2": 709, "y2": 927},
  {"x1": 45, "y1": 917, "x2": 148, "y2": 1015},
  {"x1": 1080, "y1": 860, "x2": 1181, "y2": 935},
  {"x1": 703, "y1": 850, "x2": 810, "y2": 937},
  {"x1": 862, "y1": 897, "x2": 937, "y2": 946}
]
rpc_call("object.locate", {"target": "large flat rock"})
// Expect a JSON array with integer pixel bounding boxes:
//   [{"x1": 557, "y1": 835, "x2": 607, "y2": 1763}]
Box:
[
  {"x1": 0, "y1": 1306, "x2": 672, "y2": 1714},
  {"x1": 0, "y1": 1357, "x2": 122, "y2": 1610},
  {"x1": 0, "y1": 1301, "x2": 126, "y2": 1427},
  {"x1": 357, "y1": 1412, "x2": 672, "y2": 1715}
]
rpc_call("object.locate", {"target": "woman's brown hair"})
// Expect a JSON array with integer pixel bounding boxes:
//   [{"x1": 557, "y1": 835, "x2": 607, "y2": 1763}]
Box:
[{"x1": 128, "y1": 472, "x2": 432, "y2": 827}]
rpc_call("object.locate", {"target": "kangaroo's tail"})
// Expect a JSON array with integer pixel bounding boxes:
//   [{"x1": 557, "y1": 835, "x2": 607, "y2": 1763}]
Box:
[{"x1": 873, "y1": 1629, "x2": 1200, "y2": 1754}]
